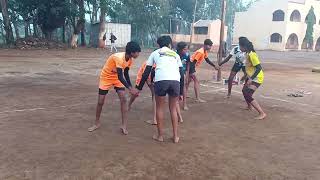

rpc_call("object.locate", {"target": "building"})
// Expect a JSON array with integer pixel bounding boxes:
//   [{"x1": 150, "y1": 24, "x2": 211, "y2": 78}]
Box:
[
  {"x1": 165, "y1": 19, "x2": 227, "y2": 50},
  {"x1": 91, "y1": 22, "x2": 131, "y2": 47},
  {"x1": 233, "y1": 0, "x2": 320, "y2": 51}
]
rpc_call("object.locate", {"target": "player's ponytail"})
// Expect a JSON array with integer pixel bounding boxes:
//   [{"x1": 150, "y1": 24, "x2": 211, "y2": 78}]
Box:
[
  {"x1": 239, "y1": 38, "x2": 255, "y2": 53},
  {"x1": 248, "y1": 41, "x2": 255, "y2": 52}
]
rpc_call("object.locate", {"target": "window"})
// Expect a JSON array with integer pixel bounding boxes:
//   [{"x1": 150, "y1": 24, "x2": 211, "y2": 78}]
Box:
[
  {"x1": 286, "y1": 33, "x2": 299, "y2": 49},
  {"x1": 290, "y1": 10, "x2": 301, "y2": 22},
  {"x1": 273, "y1": 10, "x2": 285, "y2": 21},
  {"x1": 270, "y1": 33, "x2": 282, "y2": 43},
  {"x1": 194, "y1": 27, "x2": 208, "y2": 35}
]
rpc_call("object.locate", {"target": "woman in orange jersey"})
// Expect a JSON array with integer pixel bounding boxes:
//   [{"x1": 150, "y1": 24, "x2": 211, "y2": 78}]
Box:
[
  {"x1": 187, "y1": 39, "x2": 219, "y2": 103},
  {"x1": 88, "y1": 42, "x2": 141, "y2": 135}
]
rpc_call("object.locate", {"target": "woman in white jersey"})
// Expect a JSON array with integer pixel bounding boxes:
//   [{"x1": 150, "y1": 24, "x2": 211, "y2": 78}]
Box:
[
  {"x1": 136, "y1": 36, "x2": 184, "y2": 143},
  {"x1": 219, "y1": 37, "x2": 248, "y2": 98}
]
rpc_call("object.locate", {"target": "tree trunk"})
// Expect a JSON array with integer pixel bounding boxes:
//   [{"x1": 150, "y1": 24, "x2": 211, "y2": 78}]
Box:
[
  {"x1": 70, "y1": 19, "x2": 85, "y2": 48},
  {"x1": 79, "y1": 0, "x2": 86, "y2": 46},
  {"x1": 13, "y1": 21, "x2": 20, "y2": 39},
  {"x1": 0, "y1": 24, "x2": 5, "y2": 42},
  {"x1": 0, "y1": 0, "x2": 14, "y2": 45},
  {"x1": 44, "y1": 31, "x2": 52, "y2": 40},
  {"x1": 98, "y1": 4, "x2": 106, "y2": 48},
  {"x1": 24, "y1": 21, "x2": 29, "y2": 37},
  {"x1": 33, "y1": 21, "x2": 38, "y2": 37},
  {"x1": 62, "y1": 23, "x2": 66, "y2": 43},
  {"x1": 89, "y1": 0, "x2": 97, "y2": 47},
  {"x1": 29, "y1": 24, "x2": 32, "y2": 36},
  {"x1": 92, "y1": 0, "x2": 97, "y2": 22}
]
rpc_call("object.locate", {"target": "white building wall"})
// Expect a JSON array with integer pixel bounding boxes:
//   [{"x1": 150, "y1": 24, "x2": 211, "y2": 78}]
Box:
[
  {"x1": 234, "y1": 0, "x2": 320, "y2": 51},
  {"x1": 105, "y1": 23, "x2": 131, "y2": 47},
  {"x1": 234, "y1": 0, "x2": 289, "y2": 50},
  {"x1": 287, "y1": 0, "x2": 320, "y2": 50}
]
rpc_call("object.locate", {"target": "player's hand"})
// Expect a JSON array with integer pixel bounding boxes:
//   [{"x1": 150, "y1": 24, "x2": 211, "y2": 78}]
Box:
[
  {"x1": 246, "y1": 78, "x2": 252, "y2": 86},
  {"x1": 214, "y1": 65, "x2": 220, "y2": 71},
  {"x1": 179, "y1": 95, "x2": 183, "y2": 101},
  {"x1": 129, "y1": 88, "x2": 139, "y2": 96},
  {"x1": 240, "y1": 75, "x2": 247, "y2": 82}
]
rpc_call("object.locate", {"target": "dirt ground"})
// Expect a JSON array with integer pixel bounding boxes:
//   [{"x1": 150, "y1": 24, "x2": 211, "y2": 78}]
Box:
[{"x1": 0, "y1": 48, "x2": 320, "y2": 180}]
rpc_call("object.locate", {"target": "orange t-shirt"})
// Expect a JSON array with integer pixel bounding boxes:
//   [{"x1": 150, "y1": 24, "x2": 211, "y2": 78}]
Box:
[
  {"x1": 190, "y1": 48, "x2": 208, "y2": 67},
  {"x1": 100, "y1": 52, "x2": 132, "y2": 81}
]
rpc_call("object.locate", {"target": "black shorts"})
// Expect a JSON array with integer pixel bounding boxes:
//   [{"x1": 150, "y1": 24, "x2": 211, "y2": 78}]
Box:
[
  {"x1": 245, "y1": 78, "x2": 261, "y2": 88},
  {"x1": 189, "y1": 61, "x2": 196, "y2": 74},
  {"x1": 154, "y1": 80, "x2": 180, "y2": 97},
  {"x1": 231, "y1": 61, "x2": 244, "y2": 73},
  {"x1": 98, "y1": 87, "x2": 125, "y2": 95}
]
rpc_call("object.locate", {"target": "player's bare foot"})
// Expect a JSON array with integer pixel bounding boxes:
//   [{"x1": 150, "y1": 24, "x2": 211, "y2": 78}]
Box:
[
  {"x1": 178, "y1": 118, "x2": 184, "y2": 123},
  {"x1": 172, "y1": 137, "x2": 180, "y2": 143},
  {"x1": 145, "y1": 120, "x2": 157, "y2": 125},
  {"x1": 153, "y1": 135, "x2": 164, "y2": 142},
  {"x1": 88, "y1": 124, "x2": 100, "y2": 132},
  {"x1": 255, "y1": 113, "x2": 267, "y2": 120},
  {"x1": 120, "y1": 127, "x2": 128, "y2": 135},
  {"x1": 183, "y1": 106, "x2": 189, "y2": 111},
  {"x1": 196, "y1": 99, "x2": 206, "y2": 103}
]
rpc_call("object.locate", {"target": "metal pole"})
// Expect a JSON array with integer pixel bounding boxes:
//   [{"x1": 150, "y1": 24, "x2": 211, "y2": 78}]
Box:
[
  {"x1": 189, "y1": 0, "x2": 198, "y2": 47},
  {"x1": 217, "y1": 0, "x2": 227, "y2": 81},
  {"x1": 170, "y1": 18, "x2": 172, "y2": 38}
]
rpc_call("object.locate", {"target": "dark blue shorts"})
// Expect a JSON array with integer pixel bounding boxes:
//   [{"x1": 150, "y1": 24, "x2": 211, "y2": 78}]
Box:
[
  {"x1": 154, "y1": 80, "x2": 180, "y2": 97},
  {"x1": 231, "y1": 61, "x2": 244, "y2": 73}
]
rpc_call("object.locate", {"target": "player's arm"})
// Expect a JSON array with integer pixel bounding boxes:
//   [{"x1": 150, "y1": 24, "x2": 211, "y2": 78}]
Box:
[
  {"x1": 123, "y1": 67, "x2": 132, "y2": 87},
  {"x1": 136, "y1": 66, "x2": 152, "y2": 90},
  {"x1": 240, "y1": 66, "x2": 247, "y2": 82},
  {"x1": 179, "y1": 67, "x2": 185, "y2": 95},
  {"x1": 249, "y1": 64, "x2": 262, "y2": 80},
  {"x1": 117, "y1": 68, "x2": 131, "y2": 89},
  {"x1": 205, "y1": 58, "x2": 219, "y2": 70},
  {"x1": 219, "y1": 54, "x2": 233, "y2": 66},
  {"x1": 185, "y1": 60, "x2": 190, "y2": 83},
  {"x1": 137, "y1": 51, "x2": 155, "y2": 90},
  {"x1": 150, "y1": 67, "x2": 156, "y2": 83}
]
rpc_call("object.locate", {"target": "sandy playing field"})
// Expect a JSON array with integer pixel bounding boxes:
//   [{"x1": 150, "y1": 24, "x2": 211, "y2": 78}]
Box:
[{"x1": 0, "y1": 48, "x2": 320, "y2": 180}]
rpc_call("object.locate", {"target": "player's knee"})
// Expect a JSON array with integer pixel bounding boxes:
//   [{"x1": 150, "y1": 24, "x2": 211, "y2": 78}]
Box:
[
  {"x1": 242, "y1": 88, "x2": 254, "y2": 103},
  {"x1": 119, "y1": 95, "x2": 127, "y2": 104},
  {"x1": 97, "y1": 100, "x2": 104, "y2": 106},
  {"x1": 228, "y1": 76, "x2": 234, "y2": 81}
]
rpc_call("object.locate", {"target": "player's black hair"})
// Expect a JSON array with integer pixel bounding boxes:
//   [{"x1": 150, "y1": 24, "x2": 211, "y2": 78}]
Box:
[
  {"x1": 239, "y1": 38, "x2": 256, "y2": 52},
  {"x1": 204, "y1": 39, "x2": 213, "y2": 46},
  {"x1": 157, "y1": 36, "x2": 172, "y2": 48},
  {"x1": 176, "y1": 41, "x2": 188, "y2": 54},
  {"x1": 125, "y1": 41, "x2": 141, "y2": 54}
]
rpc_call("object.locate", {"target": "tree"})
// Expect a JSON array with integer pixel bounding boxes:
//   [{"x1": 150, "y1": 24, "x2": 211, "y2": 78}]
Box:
[
  {"x1": 98, "y1": 0, "x2": 107, "y2": 48},
  {"x1": 37, "y1": 0, "x2": 68, "y2": 39},
  {"x1": 112, "y1": 0, "x2": 170, "y2": 46},
  {"x1": 0, "y1": 0, "x2": 14, "y2": 45},
  {"x1": 87, "y1": 0, "x2": 98, "y2": 46},
  {"x1": 305, "y1": 6, "x2": 315, "y2": 50}
]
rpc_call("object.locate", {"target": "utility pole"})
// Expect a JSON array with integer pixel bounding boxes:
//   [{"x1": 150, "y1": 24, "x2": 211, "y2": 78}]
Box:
[
  {"x1": 189, "y1": 0, "x2": 198, "y2": 47},
  {"x1": 217, "y1": 0, "x2": 227, "y2": 81}
]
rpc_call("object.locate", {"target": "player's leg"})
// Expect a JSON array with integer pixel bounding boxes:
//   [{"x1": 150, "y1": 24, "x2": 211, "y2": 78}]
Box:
[
  {"x1": 168, "y1": 81, "x2": 181, "y2": 143},
  {"x1": 88, "y1": 89, "x2": 108, "y2": 132},
  {"x1": 153, "y1": 81, "x2": 167, "y2": 142},
  {"x1": 193, "y1": 74, "x2": 205, "y2": 103},
  {"x1": 116, "y1": 87, "x2": 129, "y2": 135}
]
